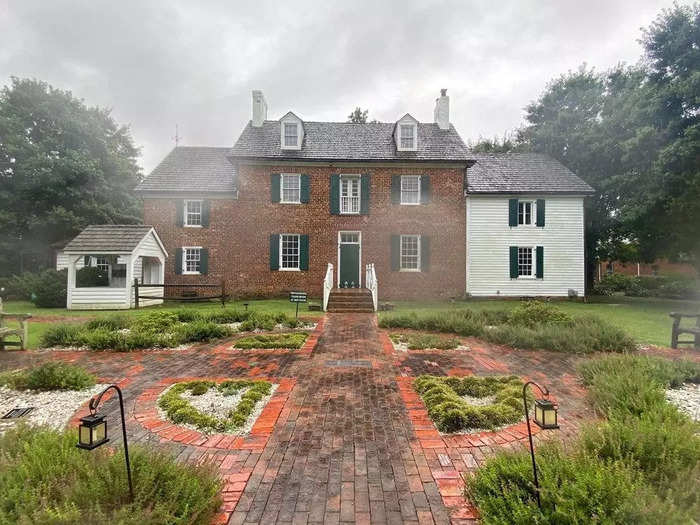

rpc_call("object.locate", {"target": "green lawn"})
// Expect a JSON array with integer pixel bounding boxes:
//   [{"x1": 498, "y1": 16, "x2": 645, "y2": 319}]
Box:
[{"x1": 2, "y1": 295, "x2": 697, "y2": 349}]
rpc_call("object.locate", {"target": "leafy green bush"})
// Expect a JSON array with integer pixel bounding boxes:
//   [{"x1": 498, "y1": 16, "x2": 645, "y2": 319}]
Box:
[
  {"x1": 41, "y1": 323, "x2": 83, "y2": 347},
  {"x1": 414, "y1": 375, "x2": 525, "y2": 432},
  {"x1": 0, "y1": 425, "x2": 221, "y2": 524},
  {"x1": 390, "y1": 333, "x2": 461, "y2": 350},
  {"x1": 593, "y1": 273, "x2": 699, "y2": 299},
  {"x1": 507, "y1": 300, "x2": 572, "y2": 327},
  {"x1": 200, "y1": 308, "x2": 251, "y2": 324},
  {"x1": 0, "y1": 361, "x2": 95, "y2": 391},
  {"x1": 237, "y1": 311, "x2": 300, "y2": 331},
  {"x1": 235, "y1": 332, "x2": 307, "y2": 349},
  {"x1": 75, "y1": 266, "x2": 109, "y2": 287},
  {"x1": 465, "y1": 443, "x2": 681, "y2": 524},
  {"x1": 131, "y1": 311, "x2": 180, "y2": 333},
  {"x1": 85, "y1": 314, "x2": 132, "y2": 331},
  {"x1": 159, "y1": 379, "x2": 273, "y2": 432},
  {"x1": 592, "y1": 273, "x2": 636, "y2": 295},
  {"x1": 30, "y1": 269, "x2": 67, "y2": 308},
  {"x1": 175, "y1": 320, "x2": 231, "y2": 343}
]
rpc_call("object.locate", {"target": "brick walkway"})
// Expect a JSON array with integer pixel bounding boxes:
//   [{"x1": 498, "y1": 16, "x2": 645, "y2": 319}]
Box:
[{"x1": 6, "y1": 314, "x2": 693, "y2": 523}]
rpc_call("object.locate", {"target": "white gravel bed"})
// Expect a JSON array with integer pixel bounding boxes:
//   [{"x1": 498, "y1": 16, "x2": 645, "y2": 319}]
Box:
[
  {"x1": 461, "y1": 394, "x2": 497, "y2": 407},
  {"x1": 223, "y1": 322, "x2": 316, "y2": 333},
  {"x1": 0, "y1": 384, "x2": 108, "y2": 434},
  {"x1": 666, "y1": 383, "x2": 700, "y2": 422},
  {"x1": 157, "y1": 382, "x2": 278, "y2": 435}
]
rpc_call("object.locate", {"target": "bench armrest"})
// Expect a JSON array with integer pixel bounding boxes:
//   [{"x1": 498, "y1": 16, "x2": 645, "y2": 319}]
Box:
[
  {"x1": 0, "y1": 313, "x2": 32, "y2": 320},
  {"x1": 669, "y1": 312, "x2": 700, "y2": 319}
]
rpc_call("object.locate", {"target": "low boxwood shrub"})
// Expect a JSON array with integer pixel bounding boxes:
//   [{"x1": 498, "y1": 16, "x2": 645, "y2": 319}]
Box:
[
  {"x1": 507, "y1": 300, "x2": 572, "y2": 327},
  {"x1": 0, "y1": 425, "x2": 221, "y2": 524},
  {"x1": 235, "y1": 332, "x2": 307, "y2": 349},
  {"x1": 237, "y1": 311, "x2": 300, "y2": 331},
  {"x1": 159, "y1": 379, "x2": 273, "y2": 432},
  {"x1": 390, "y1": 333, "x2": 461, "y2": 350},
  {"x1": 131, "y1": 311, "x2": 180, "y2": 333},
  {"x1": 414, "y1": 375, "x2": 526, "y2": 432},
  {"x1": 0, "y1": 361, "x2": 95, "y2": 391},
  {"x1": 175, "y1": 320, "x2": 232, "y2": 343}
]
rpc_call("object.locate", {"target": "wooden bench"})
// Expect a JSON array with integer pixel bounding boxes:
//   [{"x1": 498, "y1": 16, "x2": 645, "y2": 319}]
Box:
[
  {"x1": 0, "y1": 312, "x2": 32, "y2": 350},
  {"x1": 670, "y1": 312, "x2": 700, "y2": 349}
]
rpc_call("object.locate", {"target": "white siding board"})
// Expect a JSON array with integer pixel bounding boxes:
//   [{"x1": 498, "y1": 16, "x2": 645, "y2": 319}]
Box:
[{"x1": 466, "y1": 195, "x2": 585, "y2": 297}]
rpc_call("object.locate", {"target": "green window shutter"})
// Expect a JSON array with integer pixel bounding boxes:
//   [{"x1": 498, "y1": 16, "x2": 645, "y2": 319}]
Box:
[
  {"x1": 508, "y1": 199, "x2": 518, "y2": 227},
  {"x1": 330, "y1": 175, "x2": 340, "y2": 215},
  {"x1": 420, "y1": 175, "x2": 431, "y2": 204},
  {"x1": 300, "y1": 174, "x2": 310, "y2": 203},
  {"x1": 509, "y1": 246, "x2": 518, "y2": 278},
  {"x1": 271, "y1": 174, "x2": 281, "y2": 203},
  {"x1": 200, "y1": 248, "x2": 209, "y2": 275},
  {"x1": 300, "y1": 234, "x2": 309, "y2": 270},
  {"x1": 391, "y1": 176, "x2": 401, "y2": 204},
  {"x1": 269, "y1": 234, "x2": 280, "y2": 270},
  {"x1": 536, "y1": 246, "x2": 544, "y2": 278},
  {"x1": 175, "y1": 248, "x2": 182, "y2": 275},
  {"x1": 420, "y1": 235, "x2": 430, "y2": 272},
  {"x1": 536, "y1": 199, "x2": 545, "y2": 227},
  {"x1": 391, "y1": 235, "x2": 401, "y2": 271},
  {"x1": 360, "y1": 174, "x2": 371, "y2": 214},
  {"x1": 201, "y1": 200, "x2": 210, "y2": 227},
  {"x1": 176, "y1": 200, "x2": 184, "y2": 227}
]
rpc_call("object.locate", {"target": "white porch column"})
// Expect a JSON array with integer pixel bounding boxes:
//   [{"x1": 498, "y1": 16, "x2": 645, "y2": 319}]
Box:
[
  {"x1": 66, "y1": 255, "x2": 81, "y2": 309},
  {"x1": 124, "y1": 255, "x2": 133, "y2": 308}
]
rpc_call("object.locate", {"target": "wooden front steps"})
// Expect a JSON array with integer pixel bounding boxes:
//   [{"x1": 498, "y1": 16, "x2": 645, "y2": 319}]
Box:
[{"x1": 326, "y1": 288, "x2": 375, "y2": 313}]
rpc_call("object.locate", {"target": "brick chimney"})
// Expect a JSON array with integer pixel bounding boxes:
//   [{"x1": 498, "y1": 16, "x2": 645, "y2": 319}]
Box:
[
  {"x1": 252, "y1": 90, "x2": 267, "y2": 127},
  {"x1": 433, "y1": 88, "x2": 450, "y2": 130}
]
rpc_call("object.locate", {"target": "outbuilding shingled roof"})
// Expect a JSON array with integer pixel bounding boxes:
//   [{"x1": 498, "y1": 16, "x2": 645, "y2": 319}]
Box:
[
  {"x1": 63, "y1": 225, "x2": 155, "y2": 253},
  {"x1": 135, "y1": 147, "x2": 236, "y2": 193},
  {"x1": 467, "y1": 153, "x2": 594, "y2": 194},
  {"x1": 229, "y1": 121, "x2": 470, "y2": 161}
]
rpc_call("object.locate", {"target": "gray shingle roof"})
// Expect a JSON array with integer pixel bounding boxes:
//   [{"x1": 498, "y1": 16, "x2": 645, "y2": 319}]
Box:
[
  {"x1": 135, "y1": 147, "x2": 236, "y2": 193},
  {"x1": 64, "y1": 225, "x2": 155, "y2": 253},
  {"x1": 229, "y1": 121, "x2": 470, "y2": 161},
  {"x1": 467, "y1": 153, "x2": 594, "y2": 194}
]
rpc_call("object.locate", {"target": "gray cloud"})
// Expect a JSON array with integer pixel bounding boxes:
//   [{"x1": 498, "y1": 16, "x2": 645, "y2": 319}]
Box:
[{"x1": 0, "y1": 0, "x2": 680, "y2": 172}]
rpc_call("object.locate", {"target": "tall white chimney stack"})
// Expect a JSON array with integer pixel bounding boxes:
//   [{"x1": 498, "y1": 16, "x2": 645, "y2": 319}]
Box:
[
  {"x1": 434, "y1": 88, "x2": 450, "y2": 130},
  {"x1": 252, "y1": 90, "x2": 267, "y2": 127}
]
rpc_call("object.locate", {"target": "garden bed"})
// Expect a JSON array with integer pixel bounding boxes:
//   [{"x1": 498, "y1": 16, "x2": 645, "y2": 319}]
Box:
[
  {"x1": 389, "y1": 332, "x2": 467, "y2": 351},
  {"x1": 414, "y1": 375, "x2": 527, "y2": 433},
  {"x1": 157, "y1": 379, "x2": 277, "y2": 434},
  {"x1": 234, "y1": 332, "x2": 307, "y2": 349}
]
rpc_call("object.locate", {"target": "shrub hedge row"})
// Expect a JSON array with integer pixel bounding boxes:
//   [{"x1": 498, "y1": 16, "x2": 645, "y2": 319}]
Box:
[
  {"x1": 158, "y1": 379, "x2": 273, "y2": 432},
  {"x1": 593, "y1": 273, "x2": 699, "y2": 299},
  {"x1": 235, "y1": 332, "x2": 307, "y2": 349}
]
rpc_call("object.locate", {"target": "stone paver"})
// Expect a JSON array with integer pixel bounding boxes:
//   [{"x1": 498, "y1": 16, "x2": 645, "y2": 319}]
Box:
[{"x1": 3, "y1": 314, "x2": 697, "y2": 523}]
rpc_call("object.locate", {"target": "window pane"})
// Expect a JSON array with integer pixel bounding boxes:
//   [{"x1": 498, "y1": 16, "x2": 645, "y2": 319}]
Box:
[
  {"x1": 281, "y1": 174, "x2": 300, "y2": 202},
  {"x1": 401, "y1": 175, "x2": 420, "y2": 204},
  {"x1": 281, "y1": 234, "x2": 300, "y2": 269},
  {"x1": 400, "y1": 125, "x2": 414, "y2": 149},
  {"x1": 340, "y1": 232, "x2": 359, "y2": 243},
  {"x1": 95, "y1": 257, "x2": 109, "y2": 271},
  {"x1": 518, "y1": 202, "x2": 531, "y2": 225},
  {"x1": 517, "y1": 247, "x2": 533, "y2": 276},
  {"x1": 186, "y1": 200, "x2": 202, "y2": 226},
  {"x1": 284, "y1": 123, "x2": 298, "y2": 147},
  {"x1": 340, "y1": 177, "x2": 360, "y2": 213},
  {"x1": 185, "y1": 248, "x2": 201, "y2": 273},
  {"x1": 400, "y1": 235, "x2": 420, "y2": 270}
]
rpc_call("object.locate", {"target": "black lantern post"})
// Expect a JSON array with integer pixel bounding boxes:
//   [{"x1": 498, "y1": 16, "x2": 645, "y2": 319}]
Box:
[
  {"x1": 522, "y1": 381, "x2": 559, "y2": 509},
  {"x1": 77, "y1": 384, "x2": 133, "y2": 500}
]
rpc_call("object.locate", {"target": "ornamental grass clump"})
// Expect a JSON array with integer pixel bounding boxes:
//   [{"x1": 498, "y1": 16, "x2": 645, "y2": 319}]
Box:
[
  {"x1": 235, "y1": 332, "x2": 307, "y2": 349},
  {"x1": 0, "y1": 425, "x2": 221, "y2": 524},
  {"x1": 158, "y1": 379, "x2": 273, "y2": 433},
  {"x1": 390, "y1": 333, "x2": 461, "y2": 350},
  {"x1": 0, "y1": 361, "x2": 96, "y2": 391},
  {"x1": 414, "y1": 375, "x2": 526, "y2": 432}
]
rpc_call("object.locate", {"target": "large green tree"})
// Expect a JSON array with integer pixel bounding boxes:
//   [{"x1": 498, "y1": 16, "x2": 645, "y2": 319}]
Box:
[{"x1": 0, "y1": 78, "x2": 142, "y2": 275}]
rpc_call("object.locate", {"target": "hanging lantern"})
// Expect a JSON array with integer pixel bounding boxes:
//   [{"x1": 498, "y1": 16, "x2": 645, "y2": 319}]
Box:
[
  {"x1": 77, "y1": 413, "x2": 109, "y2": 450},
  {"x1": 533, "y1": 398, "x2": 559, "y2": 429}
]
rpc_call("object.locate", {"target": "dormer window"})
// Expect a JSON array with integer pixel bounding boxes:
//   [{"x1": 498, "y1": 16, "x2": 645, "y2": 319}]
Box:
[
  {"x1": 400, "y1": 125, "x2": 415, "y2": 149},
  {"x1": 395, "y1": 114, "x2": 418, "y2": 151},
  {"x1": 280, "y1": 112, "x2": 304, "y2": 151},
  {"x1": 284, "y1": 123, "x2": 298, "y2": 148}
]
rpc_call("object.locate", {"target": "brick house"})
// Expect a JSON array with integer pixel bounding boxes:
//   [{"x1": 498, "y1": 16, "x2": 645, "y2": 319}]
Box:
[{"x1": 135, "y1": 90, "x2": 593, "y2": 308}]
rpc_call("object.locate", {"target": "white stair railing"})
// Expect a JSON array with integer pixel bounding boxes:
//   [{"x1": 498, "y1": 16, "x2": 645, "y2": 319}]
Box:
[
  {"x1": 365, "y1": 263, "x2": 378, "y2": 311},
  {"x1": 323, "y1": 263, "x2": 334, "y2": 311}
]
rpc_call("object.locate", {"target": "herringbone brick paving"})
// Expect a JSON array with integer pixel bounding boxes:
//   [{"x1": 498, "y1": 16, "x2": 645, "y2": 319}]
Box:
[{"x1": 4, "y1": 314, "x2": 697, "y2": 523}]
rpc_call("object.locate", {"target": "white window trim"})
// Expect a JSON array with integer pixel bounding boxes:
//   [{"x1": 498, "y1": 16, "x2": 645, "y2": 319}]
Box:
[
  {"x1": 182, "y1": 246, "x2": 202, "y2": 275},
  {"x1": 280, "y1": 173, "x2": 301, "y2": 204},
  {"x1": 400, "y1": 175, "x2": 422, "y2": 205},
  {"x1": 516, "y1": 246, "x2": 536, "y2": 279},
  {"x1": 279, "y1": 233, "x2": 301, "y2": 272},
  {"x1": 339, "y1": 174, "x2": 361, "y2": 215},
  {"x1": 397, "y1": 123, "x2": 418, "y2": 151},
  {"x1": 281, "y1": 121, "x2": 301, "y2": 150},
  {"x1": 399, "y1": 234, "x2": 422, "y2": 272},
  {"x1": 517, "y1": 200, "x2": 537, "y2": 227},
  {"x1": 184, "y1": 199, "x2": 203, "y2": 228}
]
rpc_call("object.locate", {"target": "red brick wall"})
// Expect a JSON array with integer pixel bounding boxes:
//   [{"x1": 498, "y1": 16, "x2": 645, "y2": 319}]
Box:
[{"x1": 143, "y1": 164, "x2": 466, "y2": 300}]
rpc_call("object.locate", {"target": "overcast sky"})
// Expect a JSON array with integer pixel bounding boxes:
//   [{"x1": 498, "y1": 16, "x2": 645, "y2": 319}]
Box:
[{"x1": 0, "y1": 0, "x2": 683, "y2": 173}]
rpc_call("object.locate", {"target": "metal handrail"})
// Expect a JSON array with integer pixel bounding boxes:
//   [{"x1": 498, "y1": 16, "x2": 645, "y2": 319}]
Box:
[{"x1": 323, "y1": 263, "x2": 334, "y2": 311}]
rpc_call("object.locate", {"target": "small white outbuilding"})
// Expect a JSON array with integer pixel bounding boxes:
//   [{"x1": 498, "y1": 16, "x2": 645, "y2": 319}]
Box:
[{"x1": 63, "y1": 225, "x2": 168, "y2": 310}]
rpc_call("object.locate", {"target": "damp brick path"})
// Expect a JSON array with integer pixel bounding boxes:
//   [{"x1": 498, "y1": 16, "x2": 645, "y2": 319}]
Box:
[{"x1": 2, "y1": 316, "x2": 698, "y2": 524}]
